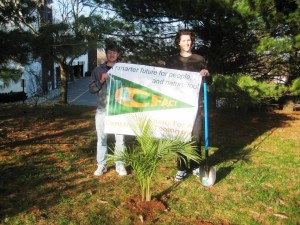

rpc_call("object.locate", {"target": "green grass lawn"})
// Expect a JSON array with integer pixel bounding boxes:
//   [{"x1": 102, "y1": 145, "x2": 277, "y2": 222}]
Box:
[{"x1": 0, "y1": 104, "x2": 299, "y2": 225}]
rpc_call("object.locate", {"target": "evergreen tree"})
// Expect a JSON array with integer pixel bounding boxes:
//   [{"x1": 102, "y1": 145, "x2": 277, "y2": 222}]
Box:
[
  {"x1": 101, "y1": 0, "x2": 258, "y2": 74},
  {"x1": 0, "y1": 0, "x2": 36, "y2": 87},
  {"x1": 238, "y1": 0, "x2": 300, "y2": 83}
]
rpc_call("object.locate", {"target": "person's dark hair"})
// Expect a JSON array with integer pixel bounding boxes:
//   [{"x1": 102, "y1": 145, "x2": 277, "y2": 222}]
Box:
[
  {"x1": 105, "y1": 43, "x2": 120, "y2": 53},
  {"x1": 175, "y1": 29, "x2": 196, "y2": 46}
]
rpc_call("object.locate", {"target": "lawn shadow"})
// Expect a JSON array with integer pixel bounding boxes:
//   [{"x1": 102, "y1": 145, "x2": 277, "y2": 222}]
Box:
[
  {"x1": 0, "y1": 104, "x2": 97, "y2": 220},
  {"x1": 0, "y1": 149, "x2": 95, "y2": 220},
  {"x1": 154, "y1": 182, "x2": 181, "y2": 200},
  {"x1": 202, "y1": 108, "x2": 293, "y2": 183},
  {"x1": 212, "y1": 164, "x2": 237, "y2": 185}
]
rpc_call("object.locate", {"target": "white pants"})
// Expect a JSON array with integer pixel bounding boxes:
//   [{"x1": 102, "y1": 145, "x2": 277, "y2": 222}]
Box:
[{"x1": 95, "y1": 109, "x2": 125, "y2": 167}]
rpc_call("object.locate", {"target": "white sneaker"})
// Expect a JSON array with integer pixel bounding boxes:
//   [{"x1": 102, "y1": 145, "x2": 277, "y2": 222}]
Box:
[
  {"x1": 116, "y1": 164, "x2": 127, "y2": 176},
  {"x1": 193, "y1": 168, "x2": 200, "y2": 178},
  {"x1": 94, "y1": 165, "x2": 107, "y2": 176},
  {"x1": 174, "y1": 170, "x2": 187, "y2": 182}
]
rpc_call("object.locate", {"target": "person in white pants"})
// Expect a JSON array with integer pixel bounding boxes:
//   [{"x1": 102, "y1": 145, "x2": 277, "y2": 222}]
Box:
[{"x1": 89, "y1": 43, "x2": 127, "y2": 176}]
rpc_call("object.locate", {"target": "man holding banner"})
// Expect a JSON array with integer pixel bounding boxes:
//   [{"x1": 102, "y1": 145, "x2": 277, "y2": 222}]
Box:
[
  {"x1": 89, "y1": 43, "x2": 127, "y2": 177},
  {"x1": 166, "y1": 29, "x2": 212, "y2": 182}
]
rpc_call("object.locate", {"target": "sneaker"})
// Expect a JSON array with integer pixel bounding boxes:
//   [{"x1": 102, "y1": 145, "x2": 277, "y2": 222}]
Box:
[
  {"x1": 116, "y1": 164, "x2": 127, "y2": 176},
  {"x1": 94, "y1": 165, "x2": 107, "y2": 176},
  {"x1": 174, "y1": 170, "x2": 187, "y2": 182},
  {"x1": 193, "y1": 168, "x2": 200, "y2": 178}
]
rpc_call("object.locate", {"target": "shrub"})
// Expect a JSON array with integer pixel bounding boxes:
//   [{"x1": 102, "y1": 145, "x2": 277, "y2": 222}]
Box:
[
  {"x1": 211, "y1": 74, "x2": 288, "y2": 110},
  {"x1": 290, "y1": 77, "x2": 300, "y2": 96},
  {"x1": 0, "y1": 91, "x2": 27, "y2": 103}
]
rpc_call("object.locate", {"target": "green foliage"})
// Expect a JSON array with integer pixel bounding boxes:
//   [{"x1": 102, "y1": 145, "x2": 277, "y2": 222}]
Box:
[
  {"x1": 0, "y1": 67, "x2": 22, "y2": 88},
  {"x1": 0, "y1": 1, "x2": 37, "y2": 87},
  {"x1": 107, "y1": 116, "x2": 200, "y2": 202},
  {"x1": 0, "y1": 0, "x2": 37, "y2": 25},
  {"x1": 289, "y1": 77, "x2": 300, "y2": 95},
  {"x1": 0, "y1": 30, "x2": 33, "y2": 65},
  {"x1": 0, "y1": 30, "x2": 33, "y2": 86},
  {"x1": 103, "y1": 0, "x2": 256, "y2": 73},
  {"x1": 245, "y1": 0, "x2": 300, "y2": 80},
  {"x1": 295, "y1": 34, "x2": 300, "y2": 48},
  {"x1": 211, "y1": 74, "x2": 288, "y2": 110},
  {"x1": 1, "y1": 0, "x2": 299, "y2": 101},
  {"x1": 256, "y1": 36, "x2": 292, "y2": 55}
]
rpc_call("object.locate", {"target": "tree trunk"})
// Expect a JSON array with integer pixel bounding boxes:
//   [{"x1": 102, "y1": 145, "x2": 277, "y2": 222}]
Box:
[{"x1": 59, "y1": 62, "x2": 68, "y2": 104}]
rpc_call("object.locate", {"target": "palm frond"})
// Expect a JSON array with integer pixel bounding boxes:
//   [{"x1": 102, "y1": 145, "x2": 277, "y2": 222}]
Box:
[{"x1": 107, "y1": 115, "x2": 201, "y2": 201}]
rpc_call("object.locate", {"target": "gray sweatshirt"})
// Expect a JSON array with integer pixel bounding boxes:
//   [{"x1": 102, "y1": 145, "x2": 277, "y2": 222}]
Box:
[{"x1": 88, "y1": 63, "x2": 112, "y2": 110}]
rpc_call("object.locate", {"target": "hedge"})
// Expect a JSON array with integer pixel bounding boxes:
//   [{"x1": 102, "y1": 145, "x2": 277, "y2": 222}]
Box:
[{"x1": 0, "y1": 91, "x2": 27, "y2": 103}]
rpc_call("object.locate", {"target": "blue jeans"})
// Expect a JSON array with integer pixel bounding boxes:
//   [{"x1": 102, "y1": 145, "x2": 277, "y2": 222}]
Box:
[{"x1": 95, "y1": 109, "x2": 125, "y2": 167}]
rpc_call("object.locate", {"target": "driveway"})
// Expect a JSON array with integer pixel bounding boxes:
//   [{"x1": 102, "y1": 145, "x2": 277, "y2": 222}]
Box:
[{"x1": 67, "y1": 77, "x2": 97, "y2": 107}]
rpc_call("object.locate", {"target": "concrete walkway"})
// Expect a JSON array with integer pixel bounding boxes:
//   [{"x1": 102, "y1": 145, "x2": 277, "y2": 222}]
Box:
[
  {"x1": 24, "y1": 77, "x2": 97, "y2": 106},
  {"x1": 67, "y1": 77, "x2": 97, "y2": 107}
]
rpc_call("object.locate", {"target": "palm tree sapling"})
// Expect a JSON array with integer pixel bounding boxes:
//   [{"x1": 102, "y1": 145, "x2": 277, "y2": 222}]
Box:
[{"x1": 108, "y1": 116, "x2": 201, "y2": 202}]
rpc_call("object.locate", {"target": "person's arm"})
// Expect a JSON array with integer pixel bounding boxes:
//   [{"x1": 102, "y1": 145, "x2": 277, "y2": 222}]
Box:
[
  {"x1": 200, "y1": 69, "x2": 209, "y2": 77},
  {"x1": 199, "y1": 56, "x2": 212, "y2": 85},
  {"x1": 88, "y1": 67, "x2": 107, "y2": 94},
  {"x1": 200, "y1": 70, "x2": 212, "y2": 85}
]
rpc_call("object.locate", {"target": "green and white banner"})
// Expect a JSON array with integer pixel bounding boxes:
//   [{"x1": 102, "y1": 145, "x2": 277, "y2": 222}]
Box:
[{"x1": 105, "y1": 63, "x2": 202, "y2": 140}]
